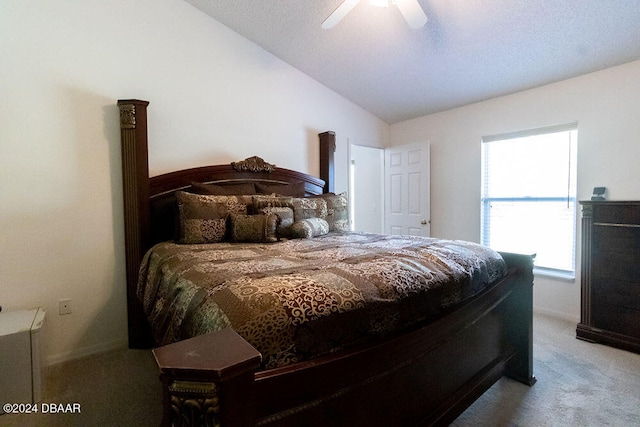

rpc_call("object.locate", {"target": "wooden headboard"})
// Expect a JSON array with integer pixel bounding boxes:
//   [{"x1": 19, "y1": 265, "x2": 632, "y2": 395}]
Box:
[{"x1": 117, "y1": 99, "x2": 336, "y2": 347}]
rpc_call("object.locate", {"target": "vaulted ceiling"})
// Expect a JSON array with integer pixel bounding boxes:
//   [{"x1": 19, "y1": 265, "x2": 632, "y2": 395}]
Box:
[{"x1": 182, "y1": 0, "x2": 640, "y2": 124}]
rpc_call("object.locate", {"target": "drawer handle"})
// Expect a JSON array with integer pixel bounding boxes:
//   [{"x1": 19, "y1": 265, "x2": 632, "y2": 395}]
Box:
[{"x1": 593, "y1": 223, "x2": 640, "y2": 228}]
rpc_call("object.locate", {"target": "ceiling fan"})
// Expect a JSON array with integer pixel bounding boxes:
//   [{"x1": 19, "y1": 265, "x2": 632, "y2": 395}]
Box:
[{"x1": 322, "y1": 0, "x2": 428, "y2": 30}]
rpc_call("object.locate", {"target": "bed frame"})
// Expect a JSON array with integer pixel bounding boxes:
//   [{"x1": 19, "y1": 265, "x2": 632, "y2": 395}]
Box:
[{"x1": 118, "y1": 99, "x2": 536, "y2": 426}]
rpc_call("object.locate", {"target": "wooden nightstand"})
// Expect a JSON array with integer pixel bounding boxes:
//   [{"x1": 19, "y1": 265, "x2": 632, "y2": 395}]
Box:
[{"x1": 153, "y1": 328, "x2": 261, "y2": 426}]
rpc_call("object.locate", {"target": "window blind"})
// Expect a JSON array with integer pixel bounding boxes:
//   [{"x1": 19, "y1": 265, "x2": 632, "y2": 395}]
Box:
[{"x1": 481, "y1": 123, "x2": 578, "y2": 275}]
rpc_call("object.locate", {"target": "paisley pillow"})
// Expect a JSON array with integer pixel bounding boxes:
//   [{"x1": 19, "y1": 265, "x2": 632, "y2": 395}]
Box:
[
  {"x1": 312, "y1": 192, "x2": 349, "y2": 232},
  {"x1": 289, "y1": 218, "x2": 330, "y2": 239},
  {"x1": 260, "y1": 207, "x2": 295, "y2": 238},
  {"x1": 176, "y1": 191, "x2": 248, "y2": 244},
  {"x1": 251, "y1": 195, "x2": 293, "y2": 212},
  {"x1": 290, "y1": 197, "x2": 327, "y2": 222},
  {"x1": 229, "y1": 213, "x2": 279, "y2": 243}
]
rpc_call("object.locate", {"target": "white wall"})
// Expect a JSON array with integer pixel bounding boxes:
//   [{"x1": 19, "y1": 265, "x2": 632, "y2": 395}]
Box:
[
  {"x1": 0, "y1": 0, "x2": 388, "y2": 364},
  {"x1": 390, "y1": 60, "x2": 640, "y2": 321}
]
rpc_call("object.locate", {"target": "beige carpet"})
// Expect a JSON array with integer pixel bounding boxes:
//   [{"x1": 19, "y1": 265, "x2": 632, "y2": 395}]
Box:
[
  {"x1": 0, "y1": 349, "x2": 162, "y2": 427},
  {"x1": 1, "y1": 314, "x2": 639, "y2": 426},
  {"x1": 452, "y1": 315, "x2": 640, "y2": 426}
]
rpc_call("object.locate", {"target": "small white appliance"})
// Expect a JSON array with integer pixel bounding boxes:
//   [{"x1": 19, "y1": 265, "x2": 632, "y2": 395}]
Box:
[{"x1": 0, "y1": 307, "x2": 46, "y2": 414}]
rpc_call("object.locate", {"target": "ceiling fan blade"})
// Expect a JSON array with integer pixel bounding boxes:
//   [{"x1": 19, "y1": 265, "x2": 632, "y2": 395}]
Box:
[
  {"x1": 396, "y1": 0, "x2": 427, "y2": 29},
  {"x1": 322, "y1": 0, "x2": 362, "y2": 29}
]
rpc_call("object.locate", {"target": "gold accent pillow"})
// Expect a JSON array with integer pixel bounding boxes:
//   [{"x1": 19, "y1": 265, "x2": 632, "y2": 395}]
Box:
[
  {"x1": 312, "y1": 192, "x2": 349, "y2": 232},
  {"x1": 229, "y1": 213, "x2": 279, "y2": 243},
  {"x1": 176, "y1": 192, "x2": 248, "y2": 244},
  {"x1": 251, "y1": 195, "x2": 294, "y2": 212},
  {"x1": 290, "y1": 218, "x2": 330, "y2": 239},
  {"x1": 290, "y1": 197, "x2": 327, "y2": 222},
  {"x1": 260, "y1": 207, "x2": 295, "y2": 238}
]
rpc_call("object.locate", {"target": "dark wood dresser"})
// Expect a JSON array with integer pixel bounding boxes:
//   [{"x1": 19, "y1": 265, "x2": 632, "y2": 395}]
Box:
[{"x1": 577, "y1": 201, "x2": 640, "y2": 353}]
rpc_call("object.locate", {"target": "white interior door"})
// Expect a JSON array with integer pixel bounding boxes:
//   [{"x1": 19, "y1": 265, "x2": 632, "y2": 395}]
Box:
[
  {"x1": 349, "y1": 144, "x2": 384, "y2": 233},
  {"x1": 385, "y1": 143, "x2": 430, "y2": 236}
]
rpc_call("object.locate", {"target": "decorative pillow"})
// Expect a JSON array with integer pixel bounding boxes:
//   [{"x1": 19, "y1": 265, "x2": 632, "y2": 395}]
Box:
[
  {"x1": 251, "y1": 195, "x2": 293, "y2": 212},
  {"x1": 229, "y1": 213, "x2": 279, "y2": 243},
  {"x1": 255, "y1": 181, "x2": 306, "y2": 197},
  {"x1": 290, "y1": 197, "x2": 327, "y2": 222},
  {"x1": 176, "y1": 192, "x2": 248, "y2": 244},
  {"x1": 190, "y1": 181, "x2": 256, "y2": 196},
  {"x1": 312, "y1": 192, "x2": 350, "y2": 232},
  {"x1": 290, "y1": 218, "x2": 330, "y2": 239},
  {"x1": 260, "y1": 207, "x2": 295, "y2": 238}
]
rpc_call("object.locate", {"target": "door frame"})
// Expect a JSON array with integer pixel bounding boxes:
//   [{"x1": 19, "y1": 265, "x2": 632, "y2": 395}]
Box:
[{"x1": 348, "y1": 143, "x2": 385, "y2": 233}]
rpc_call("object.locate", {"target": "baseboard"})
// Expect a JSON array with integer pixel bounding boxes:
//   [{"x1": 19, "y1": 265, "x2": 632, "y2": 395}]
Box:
[
  {"x1": 45, "y1": 338, "x2": 129, "y2": 366},
  {"x1": 533, "y1": 306, "x2": 579, "y2": 324}
]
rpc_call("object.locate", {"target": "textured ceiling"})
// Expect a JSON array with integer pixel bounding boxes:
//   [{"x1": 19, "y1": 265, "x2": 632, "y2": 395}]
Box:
[{"x1": 182, "y1": 0, "x2": 640, "y2": 124}]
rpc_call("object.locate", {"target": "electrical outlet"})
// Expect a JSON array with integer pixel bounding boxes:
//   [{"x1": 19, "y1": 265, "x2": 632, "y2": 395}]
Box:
[{"x1": 59, "y1": 299, "x2": 72, "y2": 315}]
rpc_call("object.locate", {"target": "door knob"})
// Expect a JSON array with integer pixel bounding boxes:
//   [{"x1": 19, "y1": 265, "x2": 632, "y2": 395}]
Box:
[{"x1": 421, "y1": 220, "x2": 429, "y2": 225}]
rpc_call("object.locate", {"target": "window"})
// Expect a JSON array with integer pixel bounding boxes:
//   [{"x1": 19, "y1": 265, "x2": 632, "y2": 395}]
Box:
[{"x1": 481, "y1": 123, "x2": 578, "y2": 278}]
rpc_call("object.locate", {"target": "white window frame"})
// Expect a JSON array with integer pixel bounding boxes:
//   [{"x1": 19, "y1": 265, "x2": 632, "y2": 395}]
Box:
[{"x1": 481, "y1": 123, "x2": 578, "y2": 279}]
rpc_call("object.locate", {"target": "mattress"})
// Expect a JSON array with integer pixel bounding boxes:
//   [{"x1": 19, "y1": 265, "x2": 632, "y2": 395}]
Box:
[{"x1": 138, "y1": 232, "x2": 507, "y2": 368}]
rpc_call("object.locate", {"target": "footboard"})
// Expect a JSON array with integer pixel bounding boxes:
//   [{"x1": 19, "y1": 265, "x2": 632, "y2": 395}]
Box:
[{"x1": 153, "y1": 253, "x2": 535, "y2": 427}]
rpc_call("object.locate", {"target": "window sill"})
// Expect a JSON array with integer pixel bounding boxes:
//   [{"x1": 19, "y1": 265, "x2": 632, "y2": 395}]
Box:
[{"x1": 533, "y1": 268, "x2": 575, "y2": 282}]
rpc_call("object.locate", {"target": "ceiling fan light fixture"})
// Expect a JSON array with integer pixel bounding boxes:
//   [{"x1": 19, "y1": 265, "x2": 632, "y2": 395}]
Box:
[
  {"x1": 369, "y1": 0, "x2": 390, "y2": 7},
  {"x1": 322, "y1": 0, "x2": 362, "y2": 29},
  {"x1": 323, "y1": 0, "x2": 426, "y2": 30},
  {"x1": 396, "y1": 0, "x2": 428, "y2": 29}
]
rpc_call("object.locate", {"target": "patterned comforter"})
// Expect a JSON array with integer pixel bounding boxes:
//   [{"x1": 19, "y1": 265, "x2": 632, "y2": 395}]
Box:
[{"x1": 138, "y1": 232, "x2": 507, "y2": 369}]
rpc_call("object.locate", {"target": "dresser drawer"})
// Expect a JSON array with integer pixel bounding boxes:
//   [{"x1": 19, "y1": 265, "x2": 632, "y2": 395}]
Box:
[
  {"x1": 592, "y1": 277, "x2": 640, "y2": 311},
  {"x1": 592, "y1": 204, "x2": 640, "y2": 225},
  {"x1": 592, "y1": 225, "x2": 640, "y2": 254},
  {"x1": 592, "y1": 251, "x2": 640, "y2": 282},
  {"x1": 591, "y1": 303, "x2": 640, "y2": 339}
]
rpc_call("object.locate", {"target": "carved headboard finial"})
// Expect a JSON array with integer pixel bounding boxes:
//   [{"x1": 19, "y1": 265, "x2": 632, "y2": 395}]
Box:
[
  {"x1": 119, "y1": 104, "x2": 137, "y2": 129},
  {"x1": 231, "y1": 156, "x2": 276, "y2": 173}
]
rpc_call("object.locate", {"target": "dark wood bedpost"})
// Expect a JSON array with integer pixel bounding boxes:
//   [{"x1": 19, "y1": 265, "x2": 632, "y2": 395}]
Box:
[
  {"x1": 318, "y1": 131, "x2": 335, "y2": 194},
  {"x1": 501, "y1": 252, "x2": 537, "y2": 386},
  {"x1": 118, "y1": 99, "x2": 154, "y2": 348},
  {"x1": 153, "y1": 328, "x2": 261, "y2": 427}
]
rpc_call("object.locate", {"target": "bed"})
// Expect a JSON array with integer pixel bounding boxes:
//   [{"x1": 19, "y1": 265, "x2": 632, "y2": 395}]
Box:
[{"x1": 118, "y1": 99, "x2": 536, "y2": 426}]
